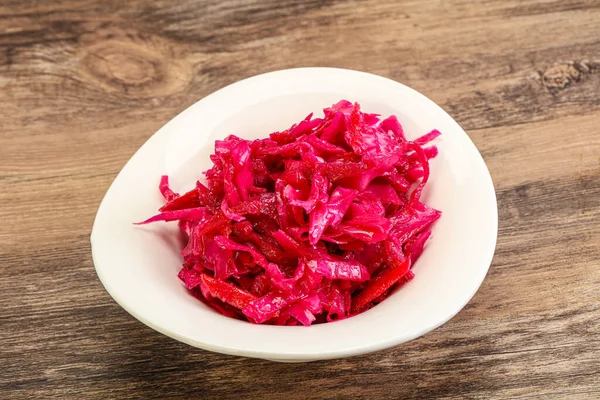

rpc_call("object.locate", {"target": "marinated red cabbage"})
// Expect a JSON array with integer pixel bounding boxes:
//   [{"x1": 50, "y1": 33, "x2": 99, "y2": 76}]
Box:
[{"x1": 139, "y1": 100, "x2": 441, "y2": 326}]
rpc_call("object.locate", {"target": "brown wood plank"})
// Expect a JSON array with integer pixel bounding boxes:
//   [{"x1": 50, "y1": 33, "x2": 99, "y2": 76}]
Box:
[{"x1": 1, "y1": 0, "x2": 599, "y2": 399}]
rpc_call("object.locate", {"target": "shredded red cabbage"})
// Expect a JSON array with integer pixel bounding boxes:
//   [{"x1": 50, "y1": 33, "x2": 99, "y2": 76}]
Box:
[{"x1": 139, "y1": 100, "x2": 441, "y2": 326}]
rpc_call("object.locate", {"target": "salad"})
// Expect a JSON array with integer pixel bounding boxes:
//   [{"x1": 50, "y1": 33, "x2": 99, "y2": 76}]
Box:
[{"x1": 138, "y1": 100, "x2": 441, "y2": 326}]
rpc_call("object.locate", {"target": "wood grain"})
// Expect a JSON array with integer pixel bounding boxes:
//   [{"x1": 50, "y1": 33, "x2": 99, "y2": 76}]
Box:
[{"x1": 1, "y1": 0, "x2": 599, "y2": 399}]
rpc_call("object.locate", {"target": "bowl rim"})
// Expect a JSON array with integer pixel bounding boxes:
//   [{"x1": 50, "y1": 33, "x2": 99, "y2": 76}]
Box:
[{"x1": 91, "y1": 67, "x2": 498, "y2": 361}]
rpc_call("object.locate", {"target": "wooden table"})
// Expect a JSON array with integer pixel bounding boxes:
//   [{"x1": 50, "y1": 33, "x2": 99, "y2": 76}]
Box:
[{"x1": 1, "y1": 1, "x2": 599, "y2": 398}]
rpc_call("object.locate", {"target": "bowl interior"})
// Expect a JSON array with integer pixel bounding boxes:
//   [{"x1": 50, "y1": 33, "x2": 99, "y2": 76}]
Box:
[{"x1": 91, "y1": 68, "x2": 497, "y2": 361}]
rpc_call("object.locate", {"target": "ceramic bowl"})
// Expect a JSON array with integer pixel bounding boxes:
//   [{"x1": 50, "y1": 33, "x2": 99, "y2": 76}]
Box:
[{"x1": 91, "y1": 68, "x2": 497, "y2": 362}]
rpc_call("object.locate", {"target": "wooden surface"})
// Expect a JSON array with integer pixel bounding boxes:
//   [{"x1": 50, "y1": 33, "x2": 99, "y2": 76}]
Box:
[{"x1": 1, "y1": 0, "x2": 599, "y2": 398}]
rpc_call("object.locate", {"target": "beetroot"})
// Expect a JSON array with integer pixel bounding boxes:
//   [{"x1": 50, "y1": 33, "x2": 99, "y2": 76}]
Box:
[{"x1": 138, "y1": 100, "x2": 441, "y2": 326}]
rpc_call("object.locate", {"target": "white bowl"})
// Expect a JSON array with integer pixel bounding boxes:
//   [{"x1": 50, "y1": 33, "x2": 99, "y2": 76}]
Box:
[{"x1": 91, "y1": 68, "x2": 497, "y2": 362}]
